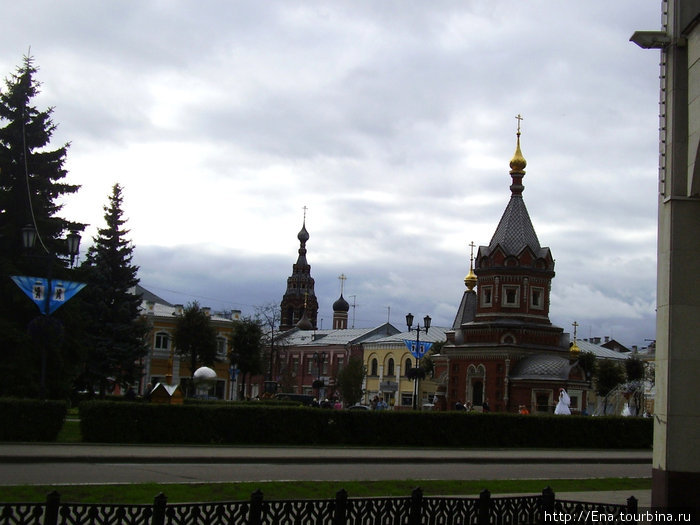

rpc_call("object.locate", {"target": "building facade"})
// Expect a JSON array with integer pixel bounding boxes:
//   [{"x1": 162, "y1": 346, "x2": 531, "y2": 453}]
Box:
[
  {"x1": 630, "y1": 0, "x2": 700, "y2": 507},
  {"x1": 362, "y1": 327, "x2": 448, "y2": 409},
  {"x1": 273, "y1": 323, "x2": 400, "y2": 401},
  {"x1": 137, "y1": 285, "x2": 241, "y2": 399}
]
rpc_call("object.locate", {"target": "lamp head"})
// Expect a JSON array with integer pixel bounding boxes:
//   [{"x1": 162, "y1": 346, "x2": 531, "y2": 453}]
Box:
[
  {"x1": 405, "y1": 312, "x2": 414, "y2": 330},
  {"x1": 21, "y1": 224, "x2": 36, "y2": 250},
  {"x1": 66, "y1": 231, "x2": 81, "y2": 257}
]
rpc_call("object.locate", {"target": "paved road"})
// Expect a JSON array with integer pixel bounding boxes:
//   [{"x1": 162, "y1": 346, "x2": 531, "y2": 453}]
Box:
[{"x1": 0, "y1": 444, "x2": 651, "y2": 506}]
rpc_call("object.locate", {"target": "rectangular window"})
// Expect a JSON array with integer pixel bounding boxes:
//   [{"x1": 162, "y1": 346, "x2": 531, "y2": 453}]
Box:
[
  {"x1": 481, "y1": 286, "x2": 493, "y2": 307},
  {"x1": 216, "y1": 337, "x2": 227, "y2": 357},
  {"x1": 530, "y1": 287, "x2": 544, "y2": 309},
  {"x1": 337, "y1": 357, "x2": 344, "y2": 372},
  {"x1": 154, "y1": 332, "x2": 169, "y2": 350},
  {"x1": 307, "y1": 358, "x2": 314, "y2": 374},
  {"x1": 503, "y1": 285, "x2": 520, "y2": 307},
  {"x1": 535, "y1": 391, "x2": 552, "y2": 413},
  {"x1": 568, "y1": 390, "x2": 582, "y2": 412},
  {"x1": 401, "y1": 393, "x2": 413, "y2": 406},
  {"x1": 292, "y1": 356, "x2": 299, "y2": 376}
]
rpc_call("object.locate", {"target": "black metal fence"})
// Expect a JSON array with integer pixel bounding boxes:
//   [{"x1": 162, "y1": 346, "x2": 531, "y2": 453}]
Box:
[{"x1": 1, "y1": 487, "x2": 638, "y2": 525}]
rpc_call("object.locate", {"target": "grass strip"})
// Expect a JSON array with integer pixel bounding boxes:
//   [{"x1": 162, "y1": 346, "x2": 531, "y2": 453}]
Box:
[{"x1": 0, "y1": 478, "x2": 650, "y2": 504}]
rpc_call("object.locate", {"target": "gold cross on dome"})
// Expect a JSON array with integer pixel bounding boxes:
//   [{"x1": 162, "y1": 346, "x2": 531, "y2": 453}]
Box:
[
  {"x1": 515, "y1": 114, "x2": 523, "y2": 134},
  {"x1": 572, "y1": 321, "x2": 579, "y2": 340},
  {"x1": 469, "y1": 241, "x2": 476, "y2": 263}
]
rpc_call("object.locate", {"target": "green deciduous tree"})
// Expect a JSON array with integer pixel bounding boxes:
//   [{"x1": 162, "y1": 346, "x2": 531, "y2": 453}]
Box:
[
  {"x1": 229, "y1": 318, "x2": 264, "y2": 400},
  {"x1": 595, "y1": 359, "x2": 625, "y2": 415},
  {"x1": 336, "y1": 357, "x2": 366, "y2": 406},
  {"x1": 173, "y1": 301, "x2": 219, "y2": 396},
  {"x1": 0, "y1": 55, "x2": 85, "y2": 398},
  {"x1": 78, "y1": 183, "x2": 148, "y2": 396},
  {"x1": 576, "y1": 350, "x2": 597, "y2": 384}
]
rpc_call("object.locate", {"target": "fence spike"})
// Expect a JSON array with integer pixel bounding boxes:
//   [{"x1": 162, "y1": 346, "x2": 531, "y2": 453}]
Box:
[
  {"x1": 333, "y1": 489, "x2": 348, "y2": 525},
  {"x1": 408, "y1": 487, "x2": 423, "y2": 525},
  {"x1": 151, "y1": 493, "x2": 167, "y2": 525},
  {"x1": 478, "y1": 489, "x2": 491, "y2": 525},
  {"x1": 250, "y1": 490, "x2": 264, "y2": 525},
  {"x1": 43, "y1": 491, "x2": 60, "y2": 525}
]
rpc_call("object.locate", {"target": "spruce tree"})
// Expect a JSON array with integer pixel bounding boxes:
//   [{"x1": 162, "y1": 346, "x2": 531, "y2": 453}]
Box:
[
  {"x1": 0, "y1": 55, "x2": 84, "y2": 398},
  {"x1": 80, "y1": 183, "x2": 148, "y2": 396}
]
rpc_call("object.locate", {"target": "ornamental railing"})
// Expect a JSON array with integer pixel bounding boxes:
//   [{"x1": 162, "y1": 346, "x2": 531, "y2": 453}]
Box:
[{"x1": 0, "y1": 487, "x2": 638, "y2": 525}]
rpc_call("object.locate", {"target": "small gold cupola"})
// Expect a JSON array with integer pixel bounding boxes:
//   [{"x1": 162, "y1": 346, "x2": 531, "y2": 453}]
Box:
[
  {"x1": 570, "y1": 321, "x2": 580, "y2": 357},
  {"x1": 464, "y1": 241, "x2": 477, "y2": 291},
  {"x1": 509, "y1": 114, "x2": 527, "y2": 174}
]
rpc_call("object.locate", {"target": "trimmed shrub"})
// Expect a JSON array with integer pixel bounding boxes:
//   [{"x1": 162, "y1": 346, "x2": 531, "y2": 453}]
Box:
[
  {"x1": 0, "y1": 398, "x2": 67, "y2": 441},
  {"x1": 79, "y1": 401, "x2": 652, "y2": 447}
]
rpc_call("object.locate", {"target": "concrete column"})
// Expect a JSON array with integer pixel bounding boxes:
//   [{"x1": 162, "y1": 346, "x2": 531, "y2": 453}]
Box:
[{"x1": 651, "y1": 0, "x2": 700, "y2": 508}]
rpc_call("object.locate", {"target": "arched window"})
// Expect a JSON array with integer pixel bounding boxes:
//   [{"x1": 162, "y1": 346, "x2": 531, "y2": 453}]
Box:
[
  {"x1": 387, "y1": 358, "x2": 395, "y2": 377},
  {"x1": 405, "y1": 358, "x2": 413, "y2": 374},
  {"x1": 370, "y1": 358, "x2": 378, "y2": 376}
]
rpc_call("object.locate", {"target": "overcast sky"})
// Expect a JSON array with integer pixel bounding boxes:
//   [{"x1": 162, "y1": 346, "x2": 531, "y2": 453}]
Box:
[{"x1": 2, "y1": 1, "x2": 663, "y2": 348}]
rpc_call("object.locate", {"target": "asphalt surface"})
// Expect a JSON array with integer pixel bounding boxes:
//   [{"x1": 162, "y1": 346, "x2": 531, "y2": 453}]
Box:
[{"x1": 0, "y1": 444, "x2": 652, "y2": 506}]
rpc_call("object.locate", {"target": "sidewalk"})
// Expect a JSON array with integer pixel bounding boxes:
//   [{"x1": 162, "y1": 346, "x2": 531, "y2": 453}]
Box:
[
  {"x1": 0, "y1": 443, "x2": 652, "y2": 464},
  {"x1": 0, "y1": 444, "x2": 651, "y2": 506}
]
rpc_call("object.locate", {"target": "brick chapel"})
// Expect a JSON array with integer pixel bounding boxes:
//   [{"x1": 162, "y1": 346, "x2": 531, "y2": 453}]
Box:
[{"x1": 435, "y1": 122, "x2": 588, "y2": 413}]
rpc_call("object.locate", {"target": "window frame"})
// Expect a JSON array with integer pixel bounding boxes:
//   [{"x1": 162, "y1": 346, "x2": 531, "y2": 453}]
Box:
[{"x1": 502, "y1": 285, "x2": 520, "y2": 307}]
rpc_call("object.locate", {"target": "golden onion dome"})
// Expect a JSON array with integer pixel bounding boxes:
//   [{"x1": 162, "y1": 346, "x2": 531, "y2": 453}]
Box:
[
  {"x1": 509, "y1": 132, "x2": 527, "y2": 173},
  {"x1": 464, "y1": 266, "x2": 477, "y2": 291},
  {"x1": 570, "y1": 340, "x2": 580, "y2": 356}
]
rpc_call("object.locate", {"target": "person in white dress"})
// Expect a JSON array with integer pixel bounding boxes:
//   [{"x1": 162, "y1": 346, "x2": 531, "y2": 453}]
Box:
[{"x1": 554, "y1": 388, "x2": 571, "y2": 415}]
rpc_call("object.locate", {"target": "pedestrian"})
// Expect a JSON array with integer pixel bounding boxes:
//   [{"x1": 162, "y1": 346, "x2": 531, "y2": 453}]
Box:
[
  {"x1": 376, "y1": 396, "x2": 388, "y2": 410},
  {"x1": 518, "y1": 404, "x2": 529, "y2": 415},
  {"x1": 482, "y1": 398, "x2": 490, "y2": 412},
  {"x1": 554, "y1": 388, "x2": 571, "y2": 415}
]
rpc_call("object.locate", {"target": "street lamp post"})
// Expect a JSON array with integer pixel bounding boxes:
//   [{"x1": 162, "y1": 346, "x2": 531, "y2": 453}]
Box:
[
  {"x1": 20, "y1": 224, "x2": 81, "y2": 398},
  {"x1": 312, "y1": 351, "x2": 327, "y2": 401},
  {"x1": 406, "y1": 312, "x2": 431, "y2": 410}
]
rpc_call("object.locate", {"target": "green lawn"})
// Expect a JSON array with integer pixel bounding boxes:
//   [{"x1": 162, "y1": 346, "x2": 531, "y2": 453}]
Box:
[
  {"x1": 56, "y1": 420, "x2": 82, "y2": 443},
  {"x1": 1, "y1": 478, "x2": 650, "y2": 504}
]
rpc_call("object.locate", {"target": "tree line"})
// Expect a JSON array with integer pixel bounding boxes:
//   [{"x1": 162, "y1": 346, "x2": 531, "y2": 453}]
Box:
[{"x1": 0, "y1": 56, "x2": 275, "y2": 400}]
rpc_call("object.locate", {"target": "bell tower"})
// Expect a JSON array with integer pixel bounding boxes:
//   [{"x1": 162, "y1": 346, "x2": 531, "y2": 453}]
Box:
[{"x1": 279, "y1": 208, "x2": 319, "y2": 331}]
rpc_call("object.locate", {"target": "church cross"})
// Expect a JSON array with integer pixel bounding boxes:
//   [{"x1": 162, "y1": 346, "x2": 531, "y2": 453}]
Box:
[
  {"x1": 338, "y1": 273, "x2": 347, "y2": 295},
  {"x1": 302, "y1": 205, "x2": 308, "y2": 222},
  {"x1": 468, "y1": 241, "x2": 476, "y2": 263},
  {"x1": 572, "y1": 321, "x2": 579, "y2": 340},
  {"x1": 515, "y1": 114, "x2": 523, "y2": 134}
]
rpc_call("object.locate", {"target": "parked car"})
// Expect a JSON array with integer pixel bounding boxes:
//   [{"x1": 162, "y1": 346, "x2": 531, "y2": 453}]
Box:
[
  {"x1": 274, "y1": 393, "x2": 316, "y2": 406},
  {"x1": 348, "y1": 404, "x2": 370, "y2": 410}
]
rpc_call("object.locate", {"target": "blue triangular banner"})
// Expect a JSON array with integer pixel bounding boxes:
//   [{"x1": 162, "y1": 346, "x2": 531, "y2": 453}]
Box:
[
  {"x1": 11, "y1": 276, "x2": 86, "y2": 315},
  {"x1": 403, "y1": 339, "x2": 433, "y2": 359}
]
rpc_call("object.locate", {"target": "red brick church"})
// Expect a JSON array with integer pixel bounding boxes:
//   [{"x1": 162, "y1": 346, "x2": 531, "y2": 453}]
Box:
[{"x1": 435, "y1": 122, "x2": 588, "y2": 413}]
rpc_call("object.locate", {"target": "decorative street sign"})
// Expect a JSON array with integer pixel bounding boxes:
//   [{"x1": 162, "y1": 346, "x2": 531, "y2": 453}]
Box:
[
  {"x1": 403, "y1": 340, "x2": 433, "y2": 359},
  {"x1": 11, "y1": 276, "x2": 86, "y2": 315}
]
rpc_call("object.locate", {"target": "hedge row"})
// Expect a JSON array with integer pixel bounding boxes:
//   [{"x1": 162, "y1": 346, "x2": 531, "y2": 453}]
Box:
[
  {"x1": 79, "y1": 401, "x2": 652, "y2": 448},
  {"x1": 0, "y1": 398, "x2": 67, "y2": 442}
]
